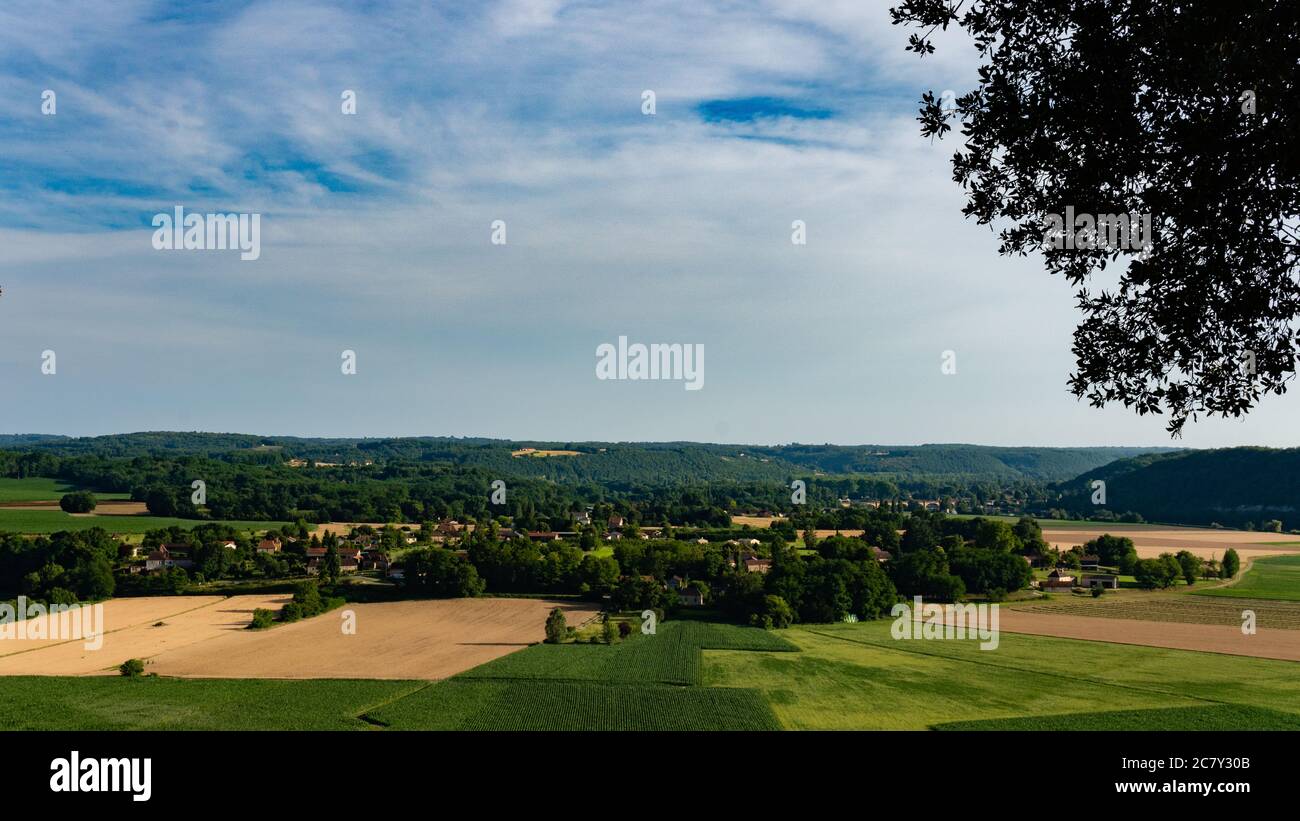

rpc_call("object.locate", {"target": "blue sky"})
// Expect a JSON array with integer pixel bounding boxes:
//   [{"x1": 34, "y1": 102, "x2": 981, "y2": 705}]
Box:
[{"x1": 1, "y1": 0, "x2": 1296, "y2": 448}]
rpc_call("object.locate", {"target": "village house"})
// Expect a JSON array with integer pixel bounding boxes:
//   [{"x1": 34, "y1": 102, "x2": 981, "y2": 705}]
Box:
[
  {"x1": 608, "y1": 515, "x2": 625, "y2": 529},
  {"x1": 742, "y1": 555, "x2": 772, "y2": 574},
  {"x1": 361, "y1": 552, "x2": 390, "y2": 572},
  {"x1": 678, "y1": 586, "x2": 705, "y2": 607},
  {"x1": 145, "y1": 545, "x2": 194, "y2": 572},
  {"x1": 869, "y1": 546, "x2": 892, "y2": 563},
  {"x1": 256, "y1": 538, "x2": 282, "y2": 554},
  {"x1": 1041, "y1": 568, "x2": 1076, "y2": 589}
]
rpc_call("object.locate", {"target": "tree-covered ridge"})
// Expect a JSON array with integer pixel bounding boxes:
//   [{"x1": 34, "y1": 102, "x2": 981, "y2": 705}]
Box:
[
  {"x1": 0, "y1": 432, "x2": 1167, "y2": 485},
  {"x1": 1056, "y1": 447, "x2": 1300, "y2": 528}
]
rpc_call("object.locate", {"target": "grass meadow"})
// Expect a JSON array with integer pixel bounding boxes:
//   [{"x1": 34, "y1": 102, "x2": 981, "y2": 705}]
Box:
[
  {"x1": 702, "y1": 620, "x2": 1300, "y2": 730},
  {"x1": 1195, "y1": 554, "x2": 1300, "y2": 602},
  {"x1": 0, "y1": 508, "x2": 287, "y2": 535},
  {"x1": 0, "y1": 477, "x2": 131, "y2": 503}
]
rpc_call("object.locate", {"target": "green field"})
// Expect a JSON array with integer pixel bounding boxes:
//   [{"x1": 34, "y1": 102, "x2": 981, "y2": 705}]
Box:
[
  {"x1": 934, "y1": 704, "x2": 1300, "y2": 731},
  {"x1": 703, "y1": 620, "x2": 1300, "y2": 730},
  {"x1": 0, "y1": 676, "x2": 422, "y2": 730},
  {"x1": 0, "y1": 509, "x2": 288, "y2": 535},
  {"x1": 1194, "y1": 554, "x2": 1300, "y2": 602},
  {"x1": 0, "y1": 477, "x2": 130, "y2": 503}
]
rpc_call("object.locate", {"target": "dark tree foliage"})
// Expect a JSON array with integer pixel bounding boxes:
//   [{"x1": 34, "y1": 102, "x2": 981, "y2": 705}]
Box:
[
  {"x1": 893, "y1": 0, "x2": 1300, "y2": 434},
  {"x1": 58, "y1": 491, "x2": 96, "y2": 513}
]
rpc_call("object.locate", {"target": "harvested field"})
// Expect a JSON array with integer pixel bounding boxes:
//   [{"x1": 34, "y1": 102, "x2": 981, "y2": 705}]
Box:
[
  {"x1": 75, "y1": 500, "x2": 149, "y2": 516},
  {"x1": 0, "y1": 595, "x2": 289, "y2": 675},
  {"x1": 307, "y1": 521, "x2": 398, "y2": 540},
  {"x1": 147, "y1": 598, "x2": 600, "y2": 680},
  {"x1": 1044, "y1": 526, "x2": 1300, "y2": 559},
  {"x1": 1012, "y1": 594, "x2": 1300, "y2": 630},
  {"x1": 985, "y1": 608, "x2": 1300, "y2": 662}
]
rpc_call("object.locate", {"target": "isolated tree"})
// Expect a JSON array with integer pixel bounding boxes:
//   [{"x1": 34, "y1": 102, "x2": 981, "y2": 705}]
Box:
[
  {"x1": 1222, "y1": 548, "x2": 1241, "y2": 579},
  {"x1": 323, "y1": 543, "x2": 341, "y2": 585},
  {"x1": 544, "y1": 607, "x2": 567, "y2": 644},
  {"x1": 892, "y1": 1, "x2": 1300, "y2": 435},
  {"x1": 58, "y1": 491, "x2": 96, "y2": 514}
]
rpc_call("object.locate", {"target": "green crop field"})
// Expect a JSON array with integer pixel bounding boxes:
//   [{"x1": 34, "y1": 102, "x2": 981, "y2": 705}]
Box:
[
  {"x1": 367, "y1": 679, "x2": 781, "y2": 730},
  {"x1": 1194, "y1": 554, "x2": 1300, "y2": 602},
  {"x1": 702, "y1": 620, "x2": 1300, "y2": 730},
  {"x1": 373, "y1": 620, "x2": 791, "y2": 729},
  {"x1": 459, "y1": 619, "x2": 795, "y2": 687},
  {"x1": 0, "y1": 477, "x2": 130, "y2": 503},
  {"x1": 0, "y1": 676, "x2": 423, "y2": 730},
  {"x1": 0, "y1": 509, "x2": 287, "y2": 535}
]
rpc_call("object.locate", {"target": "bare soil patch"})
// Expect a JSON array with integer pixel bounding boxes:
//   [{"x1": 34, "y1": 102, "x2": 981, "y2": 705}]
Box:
[
  {"x1": 0, "y1": 595, "x2": 289, "y2": 675},
  {"x1": 147, "y1": 598, "x2": 600, "y2": 680},
  {"x1": 990, "y1": 609, "x2": 1300, "y2": 662}
]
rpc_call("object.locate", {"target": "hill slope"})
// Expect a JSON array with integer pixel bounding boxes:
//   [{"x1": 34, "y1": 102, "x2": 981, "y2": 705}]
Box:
[{"x1": 1058, "y1": 447, "x2": 1300, "y2": 528}]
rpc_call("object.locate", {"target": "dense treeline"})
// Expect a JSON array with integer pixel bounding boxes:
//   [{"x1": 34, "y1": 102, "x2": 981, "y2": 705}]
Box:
[
  {"x1": 0, "y1": 528, "x2": 117, "y2": 602},
  {"x1": 0, "y1": 449, "x2": 1043, "y2": 525},
  {"x1": 0, "y1": 432, "x2": 1161, "y2": 485}
]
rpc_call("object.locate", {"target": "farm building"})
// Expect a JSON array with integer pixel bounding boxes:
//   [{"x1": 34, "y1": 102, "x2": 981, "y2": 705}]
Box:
[
  {"x1": 1083, "y1": 574, "x2": 1119, "y2": 589},
  {"x1": 1080, "y1": 555, "x2": 1101, "y2": 570}
]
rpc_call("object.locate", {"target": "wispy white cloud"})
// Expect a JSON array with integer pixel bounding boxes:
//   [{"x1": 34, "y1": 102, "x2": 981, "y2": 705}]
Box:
[{"x1": 0, "y1": 0, "x2": 1293, "y2": 446}]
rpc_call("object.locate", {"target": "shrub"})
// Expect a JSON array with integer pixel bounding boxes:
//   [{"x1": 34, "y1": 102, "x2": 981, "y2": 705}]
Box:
[
  {"x1": 618, "y1": 621, "x2": 632, "y2": 639},
  {"x1": 249, "y1": 608, "x2": 276, "y2": 629},
  {"x1": 603, "y1": 620, "x2": 619, "y2": 644},
  {"x1": 119, "y1": 658, "x2": 145, "y2": 677},
  {"x1": 1091, "y1": 586, "x2": 1104, "y2": 598}
]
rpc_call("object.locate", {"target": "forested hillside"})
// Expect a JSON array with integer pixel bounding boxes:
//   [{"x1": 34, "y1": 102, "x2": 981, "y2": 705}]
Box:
[{"x1": 1057, "y1": 448, "x2": 1300, "y2": 529}]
